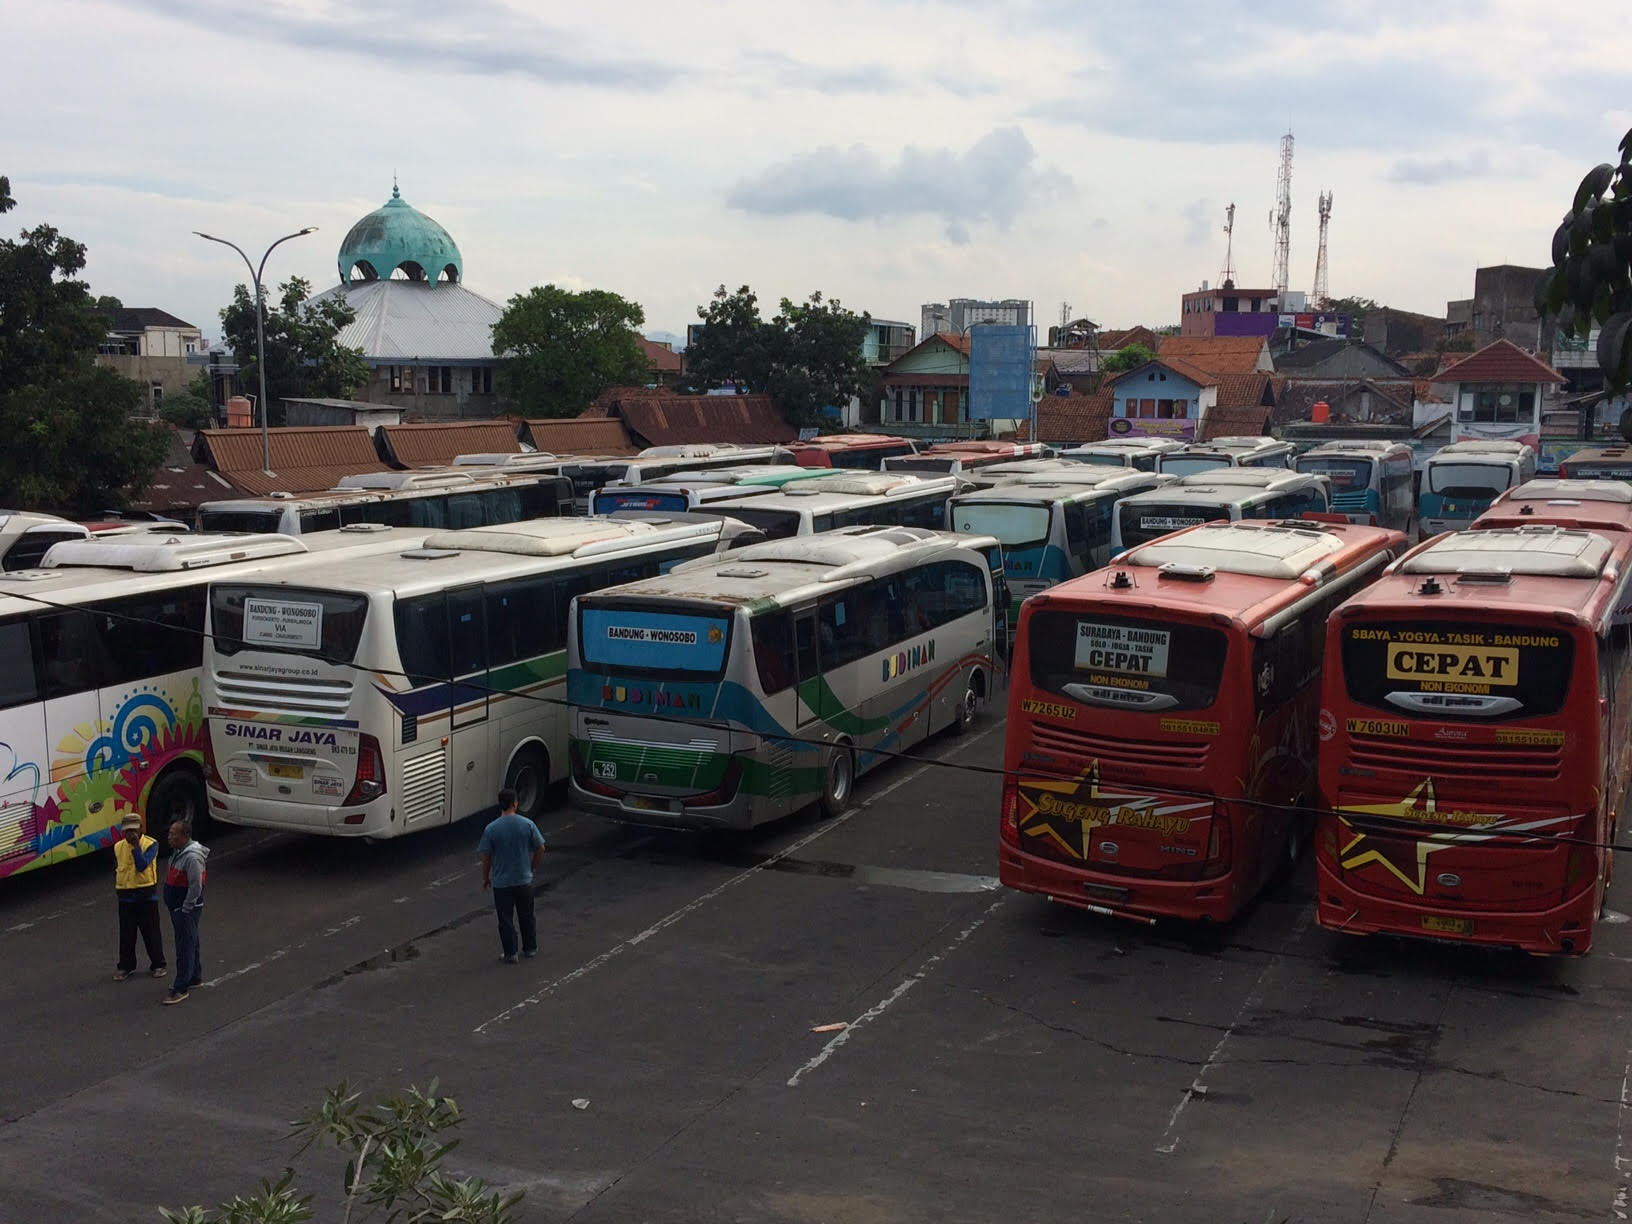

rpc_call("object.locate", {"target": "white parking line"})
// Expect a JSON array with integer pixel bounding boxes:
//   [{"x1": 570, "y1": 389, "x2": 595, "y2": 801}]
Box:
[
  {"x1": 473, "y1": 725, "x2": 1003, "y2": 1035},
  {"x1": 1615, "y1": 1040, "x2": 1632, "y2": 1219},
  {"x1": 787, "y1": 897, "x2": 1003, "y2": 1087}
]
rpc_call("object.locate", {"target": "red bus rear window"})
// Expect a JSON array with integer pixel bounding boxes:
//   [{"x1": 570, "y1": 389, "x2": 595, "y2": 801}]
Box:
[
  {"x1": 1339, "y1": 621, "x2": 1575, "y2": 721},
  {"x1": 1026, "y1": 610, "x2": 1228, "y2": 712}
]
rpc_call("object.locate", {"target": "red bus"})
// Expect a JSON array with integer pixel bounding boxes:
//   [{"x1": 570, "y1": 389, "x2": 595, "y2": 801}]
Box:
[
  {"x1": 790, "y1": 434, "x2": 919, "y2": 470},
  {"x1": 1475, "y1": 478, "x2": 1632, "y2": 537},
  {"x1": 883, "y1": 440, "x2": 1047, "y2": 476},
  {"x1": 998, "y1": 519, "x2": 1405, "y2": 923},
  {"x1": 1316, "y1": 525, "x2": 1632, "y2": 955}
]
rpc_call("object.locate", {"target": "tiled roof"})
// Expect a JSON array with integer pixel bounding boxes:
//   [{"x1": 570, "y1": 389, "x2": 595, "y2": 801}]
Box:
[
  {"x1": 938, "y1": 332, "x2": 972, "y2": 357},
  {"x1": 1157, "y1": 335, "x2": 1268, "y2": 375},
  {"x1": 1436, "y1": 338, "x2": 1565, "y2": 384},
  {"x1": 1099, "y1": 326, "x2": 1160, "y2": 352},
  {"x1": 519, "y1": 417, "x2": 636, "y2": 455},
  {"x1": 1213, "y1": 372, "x2": 1280, "y2": 411},
  {"x1": 192, "y1": 426, "x2": 393, "y2": 495},
  {"x1": 637, "y1": 335, "x2": 683, "y2": 374},
  {"x1": 1035, "y1": 390, "x2": 1115, "y2": 443},
  {"x1": 1046, "y1": 350, "x2": 1100, "y2": 376},
  {"x1": 126, "y1": 464, "x2": 244, "y2": 514},
  {"x1": 310, "y1": 279, "x2": 502, "y2": 362},
  {"x1": 376, "y1": 420, "x2": 521, "y2": 467},
  {"x1": 1108, "y1": 356, "x2": 1218, "y2": 389},
  {"x1": 599, "y1": 391, "x2": 795, "y2": 448},
  {"x1": 1274, "y1": 379, "x2": 1415, "y2": 425},
  {"x1": 1198, "y1": 407, "x2": 1272, "y2": 442}
]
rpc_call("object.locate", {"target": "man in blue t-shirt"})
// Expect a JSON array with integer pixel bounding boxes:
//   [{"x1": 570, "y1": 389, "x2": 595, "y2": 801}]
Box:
[{"x1": 477, "y1": 788, "x2": 546, "y2": 963}]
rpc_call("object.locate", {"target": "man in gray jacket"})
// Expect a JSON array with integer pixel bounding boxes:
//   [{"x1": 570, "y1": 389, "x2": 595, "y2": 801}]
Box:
[{"x1": 161, "y1": 820, "x2": 209, "y2": 1005}]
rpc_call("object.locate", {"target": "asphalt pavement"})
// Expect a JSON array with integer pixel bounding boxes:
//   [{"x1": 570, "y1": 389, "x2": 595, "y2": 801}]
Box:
[{"x1": 3, "y1": 704, "x2": 1631, "y2": 1223}]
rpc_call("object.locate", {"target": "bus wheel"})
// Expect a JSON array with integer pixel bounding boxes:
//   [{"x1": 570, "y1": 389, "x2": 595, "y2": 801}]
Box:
[
  {"x1": 146, "y1": 770, "x2": 205, "y2": 840},
  {"x1": 951, "y1": 675, "x2": 981, "y2": 735},
  {"x1": 819, "y1": 744, "x2": 854, "y2": 819},
  {"x1": 504, "y1": 747, "x2": 551, "y2": 820},
  {"x1": 1284, "y1": 806, "x2": 1310, "y2": 873}
]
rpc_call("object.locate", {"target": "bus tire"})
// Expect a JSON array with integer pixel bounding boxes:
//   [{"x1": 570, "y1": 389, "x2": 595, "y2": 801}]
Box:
[
  {"x1": 1284, "y1": 806, "x2": 1310, "y2": 874},
  {"x1": 146, "y1": 768, "x2": 206, "y2": 841},
  {"x1": 504, "y1": 746, "x2": 551, "y2": 821},
  {"x1": 819, "y1": 743, "x2": 854, "y2": 819},
  {"x1": 951, "y1": 672, "x2": 982, "y2": 735}
]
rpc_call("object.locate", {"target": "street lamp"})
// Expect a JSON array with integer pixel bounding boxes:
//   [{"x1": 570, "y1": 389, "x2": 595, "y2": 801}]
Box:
[{"x1": 194, "y1": 227, "x2": 318, "y2": 475}]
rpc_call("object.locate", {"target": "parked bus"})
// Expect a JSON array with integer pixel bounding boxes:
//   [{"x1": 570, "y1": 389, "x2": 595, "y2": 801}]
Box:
[
  {"x1": 1477, "y1": 478, "x2": 1632, "y2": 536},
  {"x1": 1112, "y1": 471, "x2": 1332, "y2": 551},
  {"x1": 0, "y1": 512, "x2": 98, "y2": 571},
  {"x1": 1559, "y1": 446, "x2": 1632, "y2": 480},
  {"x1": 0, "y1": 527, "x2": 444, "y2": 880},
  {"x1": 198, "y1": 464, "x2": 574, "y2": 536},
  {"x1": 1315, "y1": 524, "x2": 1632, "y2": 955},
  {"x1": 200, "y1": 516, "x2": 760, "y2": 836},
  {"x1": 1294, "y1": 441, "x2": 1415, "y2": 531},
  {"x1": 789, "y1": 434, "x2": 919, "y2": 470},
  {"x1": 562, "y1": 445, "x2": 795, "y2": 512},
  {"x1": 958, "y1": 459, "x2": 1097, "y2": 490},
  {"x1": 949, "y1": 471, "x2": 1169, "y2": 624},
  {"x1": 588, "y1": 466, "x2": 829, "y2": 513},
  {"x1": 1059, "y1": 438, "x2": 1186, "y2": 472},
  {"x1": 998, "y1": 519, "x2": 1405, "y2": 923},
  {"x1": 1417, "y1": 440, "x2": 1537, "y2": 537},
  {"x1": 1159, "y1": 437, "x2": 1297, "y2": 476},
  {"x1": 882, "y1": 441, "x2": 1049, "y2": 477},
  {"x1": 693, "y1": 472, "x2": 959, "y2": 540},
  {"x1": 566, "y1": 526, "x2": 999, "y2": 829}
]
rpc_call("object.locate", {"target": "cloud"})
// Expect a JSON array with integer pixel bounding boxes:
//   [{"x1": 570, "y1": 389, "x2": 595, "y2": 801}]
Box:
[
  {"x1": 1386, "y1": 149, "x2": 1498, "y2": 185},
  {"x1": 121, "y1": 0, "x2": 679, "y2": 89},
  {"x1": 1182, "y1": 198, "x2": 1215, "y2": 246},
  {"x1": 725, "y1": 127, "x2": 1071, "y2": 242}
]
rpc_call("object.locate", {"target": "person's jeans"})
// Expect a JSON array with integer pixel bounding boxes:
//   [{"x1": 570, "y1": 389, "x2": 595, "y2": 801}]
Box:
[
  {"x1": 492, "y1": 884, "x2": 537, "y2": 958},
  {"x1": 169, "y1": 906, "x2": 202, "y2": 991},
  {"x1": 118, "y1": 897, "x2": 166, "y2": 972}
]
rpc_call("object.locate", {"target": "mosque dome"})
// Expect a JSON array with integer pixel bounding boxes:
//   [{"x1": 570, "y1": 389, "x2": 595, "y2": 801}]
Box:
[{"x1": 337, "y1": 182, "x2": 462, "y2": 286}]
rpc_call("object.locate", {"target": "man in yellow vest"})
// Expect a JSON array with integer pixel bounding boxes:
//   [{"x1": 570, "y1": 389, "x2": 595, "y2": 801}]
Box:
[{"x1": 113, "y1": 813, "x2": 167, "y2": 981}]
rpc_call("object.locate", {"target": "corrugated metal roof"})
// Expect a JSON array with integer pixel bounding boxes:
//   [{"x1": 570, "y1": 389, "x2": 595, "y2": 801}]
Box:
[
  {"x1": 377, "y1": 420, "x2": 521, "y2": 467},
  {"x1": 606, "y1": 392, "x2": 795, "y2": 447},
  {"x1": 520, "y1": 418, "x2": 637, "y2": 455},
  {"x1": 309, "y1": 279, "x2": 502, "y2": 361},
  {"x1": 193, "y1": 426, "x2": 392, "y2": 494},
  {"x1": 127, "y1": 464, "x2": 244, "y2": 513}
]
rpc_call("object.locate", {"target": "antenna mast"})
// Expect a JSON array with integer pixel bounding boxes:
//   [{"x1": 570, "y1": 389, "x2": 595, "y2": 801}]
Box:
[
  {"x1": 1270, "y1": 130, "x2": 1293, "y2": 300},
  {"x1": 1220, "y1": 203, "x2": 1236, "y2": 288},
  {"x1": 1311, "y1": 189, "x2": 1332, "y2": 308}
]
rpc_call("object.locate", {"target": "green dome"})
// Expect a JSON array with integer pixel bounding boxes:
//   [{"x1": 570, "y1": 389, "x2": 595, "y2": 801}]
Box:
[{"x1": 338, "y1": 183, "x2": 462, "y2": 286}]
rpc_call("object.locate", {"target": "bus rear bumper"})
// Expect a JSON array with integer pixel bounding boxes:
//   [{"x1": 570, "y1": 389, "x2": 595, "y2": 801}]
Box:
[
  {"x1": 998, "y1": 845, "x2": 1240, "y2": 924},
  {"x1": 1315, "y1": 867, "x2": 1597, "y2": 955},
  {"x1": 210, "y1": 789, "x2": 393, "y2": 837},
  {"x1": 569, "y1": 780, "x2": 756, "y2": 831}
]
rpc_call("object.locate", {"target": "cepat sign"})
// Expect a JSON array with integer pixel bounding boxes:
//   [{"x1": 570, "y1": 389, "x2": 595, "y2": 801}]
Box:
[{"x1": 882, "y1": 639, "x2": 935, "y2": 681}]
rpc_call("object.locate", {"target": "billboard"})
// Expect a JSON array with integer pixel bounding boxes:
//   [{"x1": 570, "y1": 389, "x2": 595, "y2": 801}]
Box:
[
  {"x1": 968, "y1": 324, "x2": 1036, "y2": 422},
  {"x1": 1107, "y1": 416, "x2": 1197, "y2": 443}
]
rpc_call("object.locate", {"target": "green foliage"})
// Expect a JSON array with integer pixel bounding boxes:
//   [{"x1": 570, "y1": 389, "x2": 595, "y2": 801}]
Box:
[
  {"x1": 1538, "y1": 125, "x2": 1632, "y2": 393},
  {"x1": 160, "y1": 1080, "x2": 524, "y2": 1224},
  {"x1": 1101, "y1": 342, "x2": 1156, "y2": 374},
  {"x1": 0, "y1": 174, "x2": 168, "y2": 513},
  {"x1": 219, "y1": 277, "x2": 369, "y2": 422},
  {"x1": 160, "y1": 373, "x2": 216, "y2": 430},
  {"x1": 491, "y1": 284, "x2": 649, "y2": 416},
  {"x1": 1323, "y1": 296, "x2": 1378, "y2": 341},
  {"x1": 684, "y1": 285, "x2": 870, "y2": 427}
]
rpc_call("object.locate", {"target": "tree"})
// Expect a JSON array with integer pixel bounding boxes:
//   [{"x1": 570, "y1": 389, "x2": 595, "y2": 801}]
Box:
[
  {"x1": 0, "y1": 174, "x2": 168, "y2": 514},
  {"x1": 1324, "y1": 296, "x2": 1379, "y2": 341},
  {"x1": 219, "y1": 277, "x2": 369, "y2": 423},
  {"x1": 684, "y1": 286, "x2": 870, "y2": 427},
  {"x1": 160, "y1": 1080, "x2": 524, "y2": 1224},
  {"x1": 491, "y1": 285, "x2": 649, "y2": 416},
  {"x1": 159, "y1": 372, "x2": 216, "y2": 431},
  {"x1": 1101, "y1": 342, "x2": 1156, "y2": 374},
  {"x1": 1537, "y1": 125, "x2": 1632, "y2": 397}
]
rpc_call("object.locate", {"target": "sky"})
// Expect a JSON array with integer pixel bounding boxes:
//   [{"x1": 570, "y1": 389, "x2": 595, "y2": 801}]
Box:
[{"x1": 5, "y1": 0, "x2": 1629, "y2": 348}]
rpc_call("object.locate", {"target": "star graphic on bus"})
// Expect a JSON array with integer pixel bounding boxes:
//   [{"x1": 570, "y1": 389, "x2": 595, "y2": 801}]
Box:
[
  {"x1": 1336, "y1": 778, "x2": 1462, "y2": 896},
  {"x1": 1016, "y1": 761, "x2": 1102, "y2": 861}
]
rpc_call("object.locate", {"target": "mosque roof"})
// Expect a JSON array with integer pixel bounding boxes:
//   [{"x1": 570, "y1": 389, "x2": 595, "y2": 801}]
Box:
[
  {"x1": 337, "y1": 183, "x2": 463, "y2": 286},
  {"x1": 311, "y1": 279, "x2": 502, "y2": 362}
]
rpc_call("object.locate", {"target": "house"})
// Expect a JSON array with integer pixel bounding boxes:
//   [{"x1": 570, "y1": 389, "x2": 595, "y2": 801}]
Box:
[
  {"x1": 1364, "y1": 306, "x2": 1446, "y2": 356},
  {"x1": 1273, "y1": 339, "x2": 1410, "y2": 382},
  {"x1": 1437, "y1": 338, "x2": 1566, "y2": 447},
  {"x1": 95, "y1": 307, "x2": 207, "y2": 414},
  {"x1": 1274, "y1": 379, "x2": 1417, "y2": 427},
  {"x1": 637, "y1": 336, "x2": 683, "y2": 388},
  {"x1": 1101, "y1": 358, "x2": 1279, "y2": 444},
  {"x1": 878, "y1": 332, "x2": 1052, "y2": 438},
  {"x1": 1179, "y1": 283, "x2": 1281, "y2": 338},
  {"x1": 1099, "y1": 326, "x2": 1161, "y2": 354},
  {"x1": 280, "y1": 398, "x2": 404, "y2": 430},
  {"x1": 191, "y1": 426, "x2": 393, "y2": 496},
  {"x1": 1156, "y1": 334, "x2": 1274, "y2": 376},
  {"x1": 1446, "y1": 264, "x2": 1552, "y2": 351},
  {"x1": 580, "y1": 388, "x2": 795, "y2": 449},
  {"x1": 374, "y1": 420, "x2": 522, "y2": 467}
]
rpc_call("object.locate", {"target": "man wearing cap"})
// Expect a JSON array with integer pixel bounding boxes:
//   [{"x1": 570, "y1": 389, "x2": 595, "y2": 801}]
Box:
[{"x1": 112, "y1": 814, "x2": 166, "y2": 981}]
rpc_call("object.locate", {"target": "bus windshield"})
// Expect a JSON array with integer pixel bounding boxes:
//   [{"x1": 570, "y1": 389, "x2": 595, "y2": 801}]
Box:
[
  {"x1": 710, "y1": 505, "x2": 802, "y2": 539},
  {"x1": 1162, "y1": 456, "x2": 1230, "y2": 477},
  {"x1": 887, "y1": 458, "x2": 957, "y2": 474},
  {"x1": 577, "y1": 604, "x2": 732, "y2": 677},
  {"x1": 1074, "y1": 454, "x2": 1129, "y2": 467},
  {"x1": 1118, "y1": 502, "x2": 1223, "y2": 549},
  {"x1": 209, "y1": 586, "x2": 371, "y2": 663},
  {"x1": 950, "y1": 503, "x2": 1049, "y2": 550},
  {"x1": 598, "y1": 489, "x2": 691, "y2": 514},
  {"x1": 1297, "y1": 457, "x2": 1371, "y2": 489},
  {"x1": 1429, "y1": 462, "x2": 1512, "y2": 498},
  {"x1": 199, "y1": 510, "x2": 284, "y2": 534},
  {"x1": 1339, "y1": 620, "x2": 1575, "y2": 721},
  {"x1": 1027, "y1": 610, "x2": 1228, "y2": 711},
  {"x1": 569, "y1": 464, "x2": 629, "y2": 497}
]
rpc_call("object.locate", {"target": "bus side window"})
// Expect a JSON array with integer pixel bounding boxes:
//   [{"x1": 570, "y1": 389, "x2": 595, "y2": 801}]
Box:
[
  {"x1": 487, "y1": 578, "x2": 555, "y2": 665},
  {"x1": 32, "y1": 610, "x2": 107, "y2": 699},
  {"x1": 751, "y1": 613, "x2": 795, "y2": 694},
  {"x1": 395, "y1": 594, "x2": 451, "y2": 687},
  {"x1": 819, "y1": 593, "x2": 869, "y2": 667},
  {"x1": 794, "y1": 611, "x2": 819, "y2": 680},
  {"x1": 481, "y1": 488, "x2": 523, "y2": 525},
  {"x1": 96, "y1": 588, "x2": 205, "y2": 685},
  {"x1": 447, "y1": 493, "x2": 485, "y2": 529},
  {"x1": 410, "y1": 496, "x2": 450, "y2": 529},
  {"x1": 943, "y1": 560, "x2": 988, "y2": 620},
  {"x1": 0, "y1": 618, "x2": 39, "y2": 710},
  {"x1": 899, "y1": 496, "x2": 944, "y2": 531},
  {"x1": 299, "y1": 508, "x2": 340, "y2": 533}
]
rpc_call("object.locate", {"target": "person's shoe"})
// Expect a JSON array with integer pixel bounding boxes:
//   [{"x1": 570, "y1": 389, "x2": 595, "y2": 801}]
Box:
[
  {"x1": 112, "y1": 969, "x2": 132, "y2": 981},
  {"x1": 162, "y1": 991, "x2": 189, "y2": 1005},
  {"x1": 522, "y1": 948, "x2": 537, "y2": 959},
  {"x1": 501, "y1": 954, "x2": 519, "y2": 964},
  {"x1": 150, "y1": 966, "x2": 167, "y2": 979}
]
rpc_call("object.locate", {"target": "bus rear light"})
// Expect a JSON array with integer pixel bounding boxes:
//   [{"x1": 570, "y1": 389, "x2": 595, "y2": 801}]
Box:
[
  {"x1": 683, "y1": 757, "x2": 743, "y2": 808},
  {"x1": 342, "y1": 734, "x2": 386, "y2": 805},
  {"x1": 201, "y1": 721, "x2": 227, "y2": 792},
  {"x1": 1001, "y1": 779, "x2": 1020, "y2": 843},
  {"x1": 1200, "y1": 803, "x2": 1232, "y2": 879}
]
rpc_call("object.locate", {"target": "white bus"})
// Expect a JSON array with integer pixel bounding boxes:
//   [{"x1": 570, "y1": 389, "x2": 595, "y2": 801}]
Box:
[
  {"x1": 1159, "y1": 437, "x2": 1297, "y2": 476},
  {"x1": 562, "y1": 444, "x2": 795, "y2": 513},
  {"x1": 881, "y1": 441, "x2": 1050, "y2": 477},
  {"x1": 1113, "y1": 471, "x2": 1332, "y2": 550},
  {"x1": 566, "y1": 526, "x2": 1000, "y2": 829},
  {"x1": 1058, "y1": 438, "x2": 1186, "y2": 471},
  {"x1": 198, "y1": 464, "x2": 574, "y2": 536},
  {"x1": 0, "y1": 527, "x2": 442, "y2": 881},
  {"x1": 200, "y1": 516, "x2": 761, "y2": 835},
  {"x1": 1294, "y1": 440, "x2": 1415, "y2": 531},
  {"x1": 588, "y1": 466, "x2": 827, "y2": 515},
  {"x1": 695, "y1": 472, "x2": 960, "y2": 539}
]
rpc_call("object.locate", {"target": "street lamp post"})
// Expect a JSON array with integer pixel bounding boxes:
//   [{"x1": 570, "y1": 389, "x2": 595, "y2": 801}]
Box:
[{"x1": 194, "y1": 227, "x2": 318, "y2": 475}]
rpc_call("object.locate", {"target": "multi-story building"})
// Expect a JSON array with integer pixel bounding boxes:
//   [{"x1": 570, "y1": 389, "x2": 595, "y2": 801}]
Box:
[
  {"x1": 921, "y1": 299, "x2": 1030, "y2": 338},
  {"x1": 95, "y1": 308, "x2": 207, "y2": 414}
]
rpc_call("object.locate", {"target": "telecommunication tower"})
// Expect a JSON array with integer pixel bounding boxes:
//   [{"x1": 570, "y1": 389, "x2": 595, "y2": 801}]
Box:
[
  {"x1": 1219, "y1": 203, "x2": 1237, "y2": 288},
  {"x1": 1311, "y1": 190, "x2": 1333, "y2": 308},
  {"x1": 1269, "y1": 130, "x2": 1293, "y2": 300}
]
